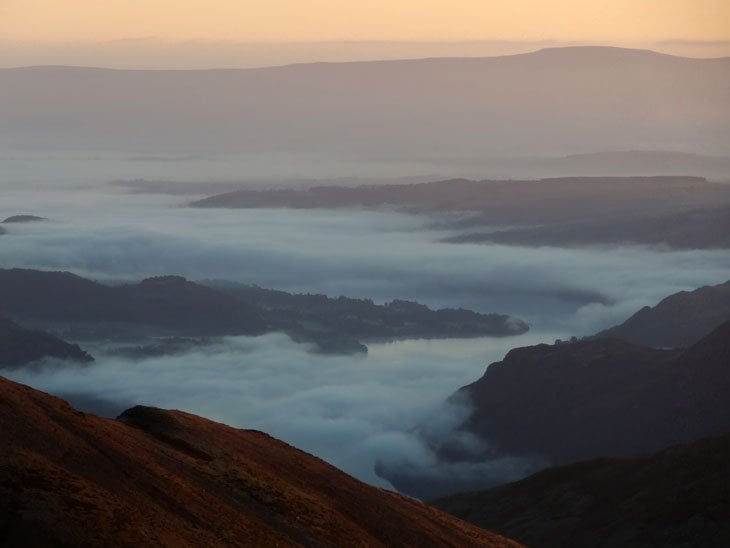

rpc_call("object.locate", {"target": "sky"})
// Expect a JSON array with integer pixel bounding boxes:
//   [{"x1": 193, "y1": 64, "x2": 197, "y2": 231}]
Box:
[
  {"x1": 3, "y1": 0, "x2": 729, "y2": 43},
  {"x1": 1, "y1": 1, "x2": 729, "y2": 67}
]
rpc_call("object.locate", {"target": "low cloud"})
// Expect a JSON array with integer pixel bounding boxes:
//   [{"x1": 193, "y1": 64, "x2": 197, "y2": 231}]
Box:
[
  {"x1": 2, "y1": 182, "x2": 729, "y2": 495},
  {"x1": 2, "y1": 185, "x2": 728, "y2": 337},
  {"x1": 3, "y1": 332, "x2": 551, "y2": 489}
]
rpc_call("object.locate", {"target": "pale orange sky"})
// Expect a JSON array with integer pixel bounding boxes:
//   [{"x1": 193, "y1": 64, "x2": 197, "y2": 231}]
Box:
[{"x1": 2, "y1": 0, "x2": 729, "y2": 43}]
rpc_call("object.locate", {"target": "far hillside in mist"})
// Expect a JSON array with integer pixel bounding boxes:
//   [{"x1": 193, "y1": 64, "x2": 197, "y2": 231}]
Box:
[{"x1": 2, "y1": 47, "x2": 729, "y2": 171}]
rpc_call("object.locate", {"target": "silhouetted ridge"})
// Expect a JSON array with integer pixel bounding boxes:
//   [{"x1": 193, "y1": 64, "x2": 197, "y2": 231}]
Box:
[
  {"x1": 190, "y1": 176, "x2": 730, "y2": 249},
  {"x1": 1, "y1": 215, "x2": 47, "y2": 223},
  {"x1": 597, "y1": 279, "x2": 730, "y2": 347},
  {"x1": 0, "y1": 317, "x2": 93, "y2": 368},
  {"x1": 433, "y1": 433, "x2": 730, "y2": 547},
  {"x1": 462, "y1": 320, "x2": 730, "y2": 461},
  {"x1": 0, "y1": 268, "x2": 527, "y2": 354},
  {"x1": 0, "y1": 268, "x2": 266, "y2": 335}
]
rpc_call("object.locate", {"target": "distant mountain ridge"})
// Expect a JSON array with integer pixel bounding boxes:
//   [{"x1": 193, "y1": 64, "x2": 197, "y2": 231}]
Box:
[
  {"x1": 190, "y1": 176, "x2": 725, "y2": 220},
  {"x1": 424, "y1": 150, "x2": 730, "y2": 180},
  {"x1": 446, "y1": 205, "x2": 730, "y2": 249},
  {"x1": 1, "y1": 215, "x2": 47, "y2": 224},
  {"x1": 0, "y1": 270, "x2": 266, "y2": 336},
  {"x1": 0, "y1": 317, "x2": 93, "y2": 368},
  {"x1": 3, "y1": 47, "x2": 728, "y2": 161},
  {"x1": 0, "y1": 376, "x2": 516, "y2": 546},
  {"x1": 191, "y1": 176, "x2": 730, "y2": 249},
  {"x1": 0, "y1": 269, "x2": 526, "y2": 354}
]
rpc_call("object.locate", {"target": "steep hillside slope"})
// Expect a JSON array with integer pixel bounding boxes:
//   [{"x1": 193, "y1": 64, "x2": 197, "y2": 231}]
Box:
[
  {"x1": 0, "y1": 376, "x2": 517, "y2": 547},
  {"x1": 434, "y1": 434, "x2": 730, "y2": 547},
  {"x1": 597, "y1": 279, "x2": 730, "y2": 347},
  {"x1": 462, "y1": 320, "x2": 730, "y2": 463},
  {"x1": 379, "y1": 321, "x2": 730, "y2": 499}
]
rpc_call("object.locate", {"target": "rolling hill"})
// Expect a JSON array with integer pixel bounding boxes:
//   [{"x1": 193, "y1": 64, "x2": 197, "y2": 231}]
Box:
[{"x1": 0, "y1": 376, "x2": 517, "y2": 546}]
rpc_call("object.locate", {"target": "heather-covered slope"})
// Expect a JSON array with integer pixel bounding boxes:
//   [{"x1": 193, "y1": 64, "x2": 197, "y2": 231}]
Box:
[
  {"x1": 0, "y1": 376, "x2": 518, "y2": 547},
  {"x1": 433, "y1": 434, "x2": 730, "y2": 548}
]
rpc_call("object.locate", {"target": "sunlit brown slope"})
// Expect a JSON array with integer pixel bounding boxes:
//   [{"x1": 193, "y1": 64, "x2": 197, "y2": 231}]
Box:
[{"x1": 0, "y1": 377, "x2": 518, "y2": 547}]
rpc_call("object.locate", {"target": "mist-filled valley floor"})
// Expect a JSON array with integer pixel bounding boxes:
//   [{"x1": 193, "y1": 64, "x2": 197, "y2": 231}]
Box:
[{"x1": 2, "y1": 177, "x2": 730, "y2": 495}]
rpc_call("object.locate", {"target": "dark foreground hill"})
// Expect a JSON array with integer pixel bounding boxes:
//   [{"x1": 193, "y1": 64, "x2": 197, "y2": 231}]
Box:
[
  {"x1": 379, "y1": 320, "x2": 730, "y2": 499},
  {"x1": 597, "y1": 279, "x2": 730, "y2": 347},
  {"x1": 0, "y1": 317, "x2": 93, "y2": 368},
  {"x1": 0, "y1": 377, "x2": 517, "y2": 547},
  {"x1": 433, "y1": 433, "x2": 730, "y2": 548}
]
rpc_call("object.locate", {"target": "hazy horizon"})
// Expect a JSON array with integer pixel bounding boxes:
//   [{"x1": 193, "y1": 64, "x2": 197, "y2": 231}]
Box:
[
  {"x1": 2, "y1": 40, "x2": 730, "y2": 70},
  {"x1": 3, "y1": 0, "x2": 730, "y2": 68}
]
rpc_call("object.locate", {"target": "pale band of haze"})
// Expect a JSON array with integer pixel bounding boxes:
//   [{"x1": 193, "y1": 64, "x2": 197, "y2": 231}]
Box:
[{"x1": 1, "y1": 0, "x2": 730, "y2": 68}]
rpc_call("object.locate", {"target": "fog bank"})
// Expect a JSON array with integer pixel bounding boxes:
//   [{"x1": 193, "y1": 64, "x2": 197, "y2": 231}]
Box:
[{"x1": 3, "y1": 331, "x2": 560, "y2": 488}]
